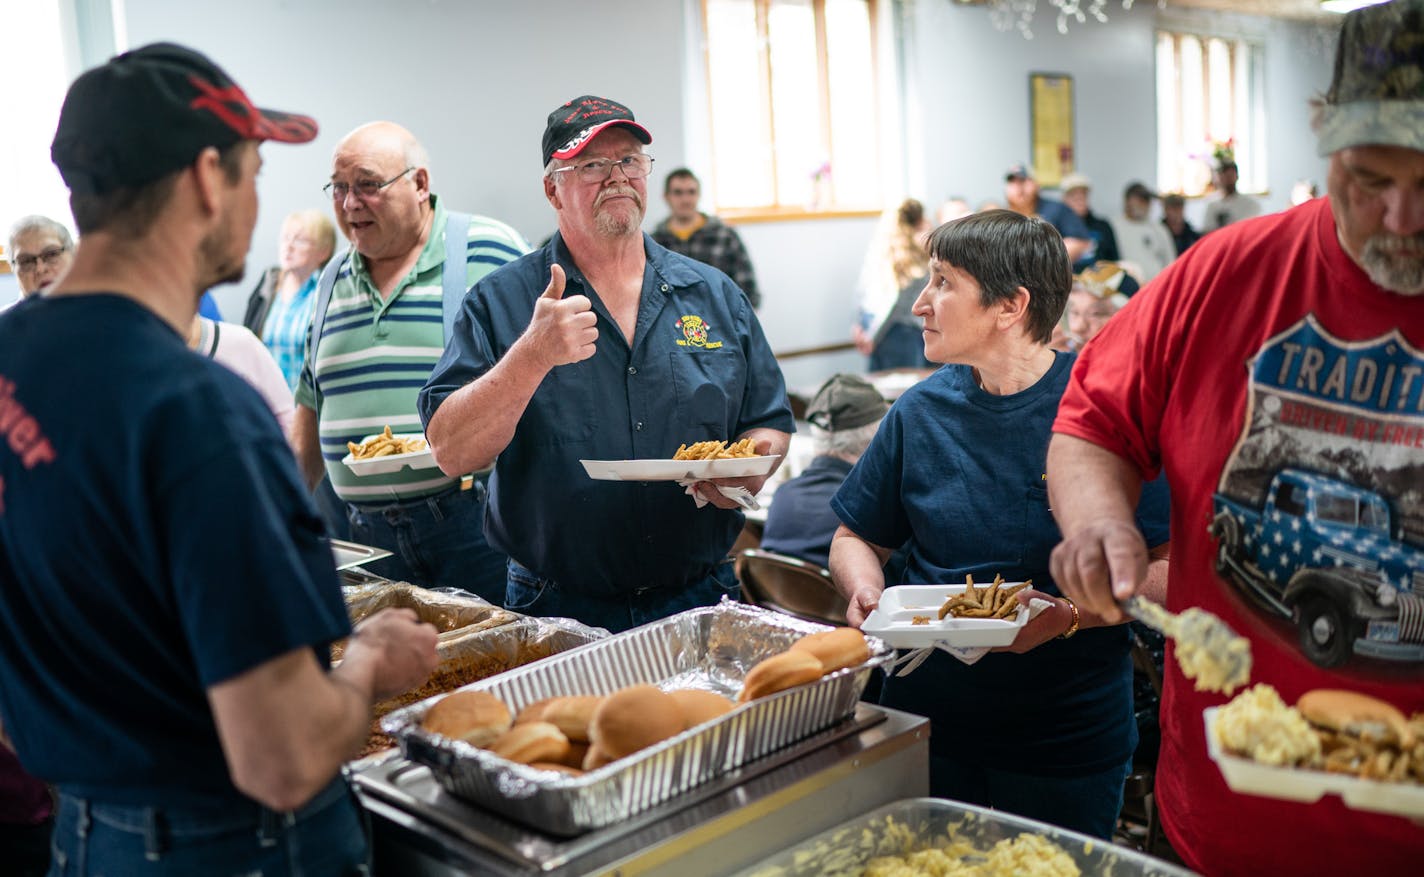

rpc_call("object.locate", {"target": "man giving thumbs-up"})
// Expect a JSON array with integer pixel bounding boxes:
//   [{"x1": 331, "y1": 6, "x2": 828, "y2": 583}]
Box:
[{"x1": 420, "y1": 95, "x2": 792, "y2": 633}]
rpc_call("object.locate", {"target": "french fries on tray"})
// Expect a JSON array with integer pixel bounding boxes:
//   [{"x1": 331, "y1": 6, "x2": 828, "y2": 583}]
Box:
[
  {"x1": 347, "y1": 425, "x2": 428, "y2": 460},
  {"x1": 672, "y1": 438, "x2": 758, "y2": 461},
  {"x1": 937, "y1": 573, "x2": 1029, "y2": 621}
]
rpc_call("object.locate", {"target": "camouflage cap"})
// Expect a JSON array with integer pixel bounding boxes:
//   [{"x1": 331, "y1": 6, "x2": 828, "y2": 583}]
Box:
[{"x1": 1316, "y1": 0, "x2": 1424, "y2": 156}]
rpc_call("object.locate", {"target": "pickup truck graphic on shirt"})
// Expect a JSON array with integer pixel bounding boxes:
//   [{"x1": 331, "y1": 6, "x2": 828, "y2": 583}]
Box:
[{"x1": 1211, "y1": 468, "x2": 1424, "y2": 668}]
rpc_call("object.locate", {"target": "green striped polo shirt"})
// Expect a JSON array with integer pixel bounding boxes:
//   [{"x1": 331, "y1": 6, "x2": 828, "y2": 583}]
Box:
[{"x1": 294, "y1": 196, "x2": 528, "y2": 502}]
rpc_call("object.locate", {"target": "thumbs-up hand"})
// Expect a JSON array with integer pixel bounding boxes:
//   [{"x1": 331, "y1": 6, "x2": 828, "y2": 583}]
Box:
[{"x1": 526, "y1": 264, "x2": 598, "y2": 370}]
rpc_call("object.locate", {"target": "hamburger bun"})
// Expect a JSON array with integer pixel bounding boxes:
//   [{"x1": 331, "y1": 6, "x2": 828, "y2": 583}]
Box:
[
  {"x1": 1297, "y1": 689, "x2": 1414, "y2": 747},
  {"x1": 790, "y1": 627, "x2": 871, "y2": 674},
  {"x1": 538, "y1": 695, "x2": 604, "y2": 743},
  {"x1": 513, "y1": 698, "x2": 554, "y2": 726},
  {"x1": 738, "y1": 650, "x2": 825, "y2": 703},
  {"x1": 582, "y1": 744, "x2": 618, "y2": 772},
  {"x1": 488, "y1": 721, "x2": 571, "y2": 765},
  {"x1": 422, "y1": 690, "x2": 512, "y2": 747},
  {"x1": 669, "y1": 689, "x2": 736, "y2": 727},
  {"x1": 590, "y1": 685, "x2": 686, "y2": 758}
]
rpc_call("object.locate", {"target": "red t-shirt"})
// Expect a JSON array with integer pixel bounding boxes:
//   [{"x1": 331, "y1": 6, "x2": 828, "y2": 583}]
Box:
[{"x1": 1056, "y1": 196, "x2": 1424, "y2": 875}]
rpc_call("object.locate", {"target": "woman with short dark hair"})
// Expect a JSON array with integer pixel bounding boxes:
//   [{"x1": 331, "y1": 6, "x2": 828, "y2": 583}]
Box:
[{"x1": 829, "y1": 210, "x2": 1171, "y2": 839}]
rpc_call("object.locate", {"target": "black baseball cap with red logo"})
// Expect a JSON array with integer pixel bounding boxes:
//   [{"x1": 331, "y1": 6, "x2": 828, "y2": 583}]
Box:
[
  {"x1": 541, "y1": 95, "x2": 652, "y2": 168},
  {"x1": 51, "y1": 42, "x2": 317, "y2": 195}
]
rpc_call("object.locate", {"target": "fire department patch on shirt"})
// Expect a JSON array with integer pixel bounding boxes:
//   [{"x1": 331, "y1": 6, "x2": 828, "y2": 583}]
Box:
[{"x1": 675, "y1": 314, "x2": 722, "y2": 349}]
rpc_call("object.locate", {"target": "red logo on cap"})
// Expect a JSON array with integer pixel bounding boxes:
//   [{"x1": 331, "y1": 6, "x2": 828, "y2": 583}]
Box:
[{"x1": 188, "y1": 75, "x2": 315, "y2": 142}]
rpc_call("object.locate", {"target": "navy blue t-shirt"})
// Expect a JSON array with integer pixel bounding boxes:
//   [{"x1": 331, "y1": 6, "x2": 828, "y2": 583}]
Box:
[
  {"x1": 761, "y1": 455, "x2": 854, "y2": 568},
  {"x1": 420, "y1": 234, "x2": 794, "y2": 595},
  {"x1": 0, "y1": 296, "x2": 349, "y2": 807},
  {"x1": 1035, "y1": 196, "x2": 1092, "y2": 243},
  {"x1": 832, "y1": 352, "x2": 1170, "y2": 774}
]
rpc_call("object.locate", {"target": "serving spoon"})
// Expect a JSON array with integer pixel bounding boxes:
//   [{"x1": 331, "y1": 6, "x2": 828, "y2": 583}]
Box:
[{"x1": 1122, "y1": 596, "x2": 1252, "y2": 695}]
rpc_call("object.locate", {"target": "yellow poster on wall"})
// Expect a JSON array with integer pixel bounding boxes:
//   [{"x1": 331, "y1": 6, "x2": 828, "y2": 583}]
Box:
[{"x1": 1030, "y1": 73, "x2": 1074, "y2": 187}]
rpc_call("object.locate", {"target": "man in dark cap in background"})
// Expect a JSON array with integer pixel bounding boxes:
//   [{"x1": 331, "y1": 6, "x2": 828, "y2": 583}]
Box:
[
  {"x1": 1159, "y1": 192, "x2": 1201, "y2": 256},
  {"x1": 421, "y1": 95, "x2": 793, "y2": 633},
  {"x1": 1049, "y1": 1, "x2": 1424, "y2": 871},
  {"x1": 761, "y1": 374, "x2": 889, "y2": 568},
  {"x1": 0, "y1": 43, "x2": 436, "y2": 874},
  {"x1": 1004, "y1": 162, "x2": 1092, "y2": 264}
]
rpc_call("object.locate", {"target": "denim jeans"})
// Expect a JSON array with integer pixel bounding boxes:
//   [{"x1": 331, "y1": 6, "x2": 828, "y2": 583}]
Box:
[
  {"x1": 345, "y1": 474, "x2": 506, "y2": 605},
  {"x1": 47, "y1": 778, "x2": 366, "y2": 877},
  {"x1": 927, "y1": 754, "x2": 1131, "y2": 840},
  {"x1": 505, "y1": 558, "x2": 741, "y2": 633}
]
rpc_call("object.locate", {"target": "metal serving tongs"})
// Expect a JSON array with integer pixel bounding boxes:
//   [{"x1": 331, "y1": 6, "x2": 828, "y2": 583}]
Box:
[{"x1": 1121, "y1": 595, "x2": 1252, "y2": 695}]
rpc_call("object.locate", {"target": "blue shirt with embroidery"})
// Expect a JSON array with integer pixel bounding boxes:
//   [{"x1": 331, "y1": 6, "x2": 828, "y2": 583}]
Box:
[{"x1": 420, "y1": 233, "x2": 794, "y2": 596}]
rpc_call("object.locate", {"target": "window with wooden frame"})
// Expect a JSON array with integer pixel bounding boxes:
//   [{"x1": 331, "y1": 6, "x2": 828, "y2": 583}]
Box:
[
  {"x1": 702, "y1": 0, "x2": 881, "y2": 219},
  {"x1": 1155, "y1": 29, "x2": 1265, "y2": 198}
]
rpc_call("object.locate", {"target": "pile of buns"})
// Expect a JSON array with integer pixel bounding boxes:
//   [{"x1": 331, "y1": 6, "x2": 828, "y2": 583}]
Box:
[{"x1": 420, "y1": 626, "x2": 872, "y2": 775}]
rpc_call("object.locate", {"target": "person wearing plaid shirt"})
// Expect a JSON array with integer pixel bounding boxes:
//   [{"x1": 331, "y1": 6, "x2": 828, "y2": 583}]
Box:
[{"x1": 651, "y1": 168, "x2": 761, "y2": 308}]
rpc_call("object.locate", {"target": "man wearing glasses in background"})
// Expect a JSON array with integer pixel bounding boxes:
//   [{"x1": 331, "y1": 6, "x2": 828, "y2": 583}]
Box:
[
  {"x1": 419, "y1": 95, "x2": 793, "y2": 633},
  {"x1": 291, "y1": 121, "x2": 528, "y2": 604},
  {"x1": 6, "y1": 215, "x2": 74, "y2": 302}
]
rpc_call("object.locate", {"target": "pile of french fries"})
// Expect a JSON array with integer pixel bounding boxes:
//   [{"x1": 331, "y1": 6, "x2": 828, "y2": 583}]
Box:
[
  {"x1": 347, "y1": 425, "x2": 427, "y2": 460},
  {"x1": 672, "y1": 439, "x2": 758, "y2": 460},
  {"x1": 1319, "y1": 716, "x2": 1424, "y2": 783},
  {"x1": 937, "y1": 574, "x2": 1028, "y2": 620}
]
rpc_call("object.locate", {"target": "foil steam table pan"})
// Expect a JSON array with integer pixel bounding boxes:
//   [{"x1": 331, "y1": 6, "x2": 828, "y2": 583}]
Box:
[
  {"x1": 733, "y1": 798, "x2": 1197, "y2": 877},
  {"x1": 355, "y1": 612, "x2": 607, "y2": 760},
  {"x1": 382, "y1": 600, "x2": 891, "y2": 835}
]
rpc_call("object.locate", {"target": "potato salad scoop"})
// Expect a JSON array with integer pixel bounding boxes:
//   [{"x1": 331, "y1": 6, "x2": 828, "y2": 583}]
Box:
[{"x1": 1125, "y1": 596, "x2": 1252, "y2": 695}]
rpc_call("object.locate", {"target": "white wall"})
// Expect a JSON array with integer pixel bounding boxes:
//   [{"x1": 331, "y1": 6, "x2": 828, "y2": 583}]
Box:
[{"x1": 100, "y1": 0, "x2": 1338, "y2": 365}]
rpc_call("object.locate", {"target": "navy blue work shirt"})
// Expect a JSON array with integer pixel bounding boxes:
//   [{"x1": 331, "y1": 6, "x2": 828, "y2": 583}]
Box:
[
  {"x1": 420, "y1": 233, "x2": 794, "y2": 596},
  {"x1": 832, "y1": 352, "x2": 1170, "y2": 775},
  {"x1": 760, "y1": 455, "x2": 854, "y2": 568},
  {"x1": 0, "y1": 296, "x2": 349, "y2": 808},
  {"x1": 1035, "y1": 196, "x2": 1092, "y2": 242}
]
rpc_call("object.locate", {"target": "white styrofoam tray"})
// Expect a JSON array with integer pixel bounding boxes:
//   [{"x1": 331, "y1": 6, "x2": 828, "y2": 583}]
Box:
[
  {"x1": 342, "y1": 433, "x2": 437, "y2": 476},
  {"x1": 1204, "y1": 707, "x2": 1424, "y2": 819},
  {"x1": 580, "y1": 454, "x2": 779, "y2": 482},
  {"x1": 862, "y1": 583, "x2": 1029, "y2": 649}
]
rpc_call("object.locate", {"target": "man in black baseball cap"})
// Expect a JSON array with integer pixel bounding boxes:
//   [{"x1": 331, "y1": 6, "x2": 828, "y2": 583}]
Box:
[
  {"x1": 0, "y1": 43, "x2": 437, "y2": 875},
  {"x1": 540, "y1": 94, "x2": 652, "y2": 169}
]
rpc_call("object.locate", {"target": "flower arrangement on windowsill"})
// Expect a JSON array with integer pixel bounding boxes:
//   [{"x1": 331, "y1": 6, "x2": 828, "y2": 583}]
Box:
[{"x1": 1211, "y1": 137, "x2": 1236, "y2": 169}]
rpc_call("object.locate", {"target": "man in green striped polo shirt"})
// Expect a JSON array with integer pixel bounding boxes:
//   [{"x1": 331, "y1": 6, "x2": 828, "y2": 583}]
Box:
[{"x1": 292, "y1": 121, "x2": 528, "y2": 603}]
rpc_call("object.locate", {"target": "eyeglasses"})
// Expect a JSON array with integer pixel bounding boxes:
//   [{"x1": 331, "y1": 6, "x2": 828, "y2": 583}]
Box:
[
  {"x1": 324, "y1": 167, "x2": 415, "y2": 200},
  {"x1": 552, "y1": 154, "x2": 654, "y2": 184},
  {"x1": 12, "y1": 246, "x2": 69, "y2": 273}
]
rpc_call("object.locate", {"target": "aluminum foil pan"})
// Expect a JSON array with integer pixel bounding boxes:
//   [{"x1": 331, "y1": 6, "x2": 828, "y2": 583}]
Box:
[
  {"x1": 382, "y1": 600, "x2": 891, "y2": 835},
  {"x1": 343, "y1": 582, "x2": 519, "y2": 638},
  {"x1": 339, "y1": 581, "x2": 605, "y2": 759},
  {"x1": 733, "y1": 797, "x2": 1197, "y2": 877}
]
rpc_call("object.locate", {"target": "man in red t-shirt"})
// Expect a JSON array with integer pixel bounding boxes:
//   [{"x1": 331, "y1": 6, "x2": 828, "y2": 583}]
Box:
[{"x1": 1046, "y1": 2, "x2": 1424, "y2": 874}]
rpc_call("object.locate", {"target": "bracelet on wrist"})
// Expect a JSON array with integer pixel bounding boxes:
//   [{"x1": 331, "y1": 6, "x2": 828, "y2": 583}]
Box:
[{"x1": 1058, "y1": 596, "x2": 1081, "y2": 639}]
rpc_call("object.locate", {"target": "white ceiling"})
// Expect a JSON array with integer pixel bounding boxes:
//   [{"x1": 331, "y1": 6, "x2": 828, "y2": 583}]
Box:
[{"x1": 1166, "y1": 0, "x2": 1335, "y2": 22}]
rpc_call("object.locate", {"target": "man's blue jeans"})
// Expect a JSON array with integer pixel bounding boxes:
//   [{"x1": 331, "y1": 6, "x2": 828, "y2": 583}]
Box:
[
  {"x1": 48, "y1": 777, "x2": 366, "y2": 876},
  {"x1": 345, "y1": 475, "x2": 506, "y2": 605},
  {"x1": 505, "y1": 558, "x2": 741, "y2": 633}
]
